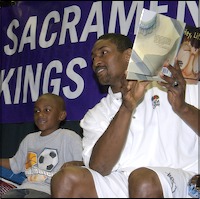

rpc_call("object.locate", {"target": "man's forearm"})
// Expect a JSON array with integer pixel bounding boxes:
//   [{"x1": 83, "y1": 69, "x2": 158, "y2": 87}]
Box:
[
  {"x1": 89, "y1": 104, "x2": 133, "y2": 176},
  {"x1": 177, "y1": 103, "x2": 199, "y2": 136}
]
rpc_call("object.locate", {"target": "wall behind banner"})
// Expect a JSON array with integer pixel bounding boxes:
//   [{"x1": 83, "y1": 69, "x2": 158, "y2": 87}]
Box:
[{"x1": 0, "y1": 1, "x2": 199, "y2": 123}]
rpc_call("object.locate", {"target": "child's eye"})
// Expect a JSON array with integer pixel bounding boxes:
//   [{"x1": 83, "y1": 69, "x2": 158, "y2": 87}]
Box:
[
  {"x1": 45, "y1": 108, "x2": 51, "y2": 112},
  {"x1": 34, "y1": 109, "x2": 40, "y2": 113}
]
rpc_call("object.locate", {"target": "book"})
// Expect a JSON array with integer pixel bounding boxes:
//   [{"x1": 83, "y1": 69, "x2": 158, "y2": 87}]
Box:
[
  {"x1": 0, "y1": 166, "x2": 26, "y2": 185},
  {"x1": 0, "y1": 178, "x2": 18, "y2": 197},
  {"x1": 177, "y1": 24, "x2": 200, "y2": 83},
  {"x1": 126, "y1": 8, "x2": 187, "y2": 82}
]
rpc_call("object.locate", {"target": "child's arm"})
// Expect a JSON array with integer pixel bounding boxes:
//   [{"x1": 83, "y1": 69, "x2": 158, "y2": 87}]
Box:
[{"x1": 0, "y1": 158, "x2": 11, "y2": 169}]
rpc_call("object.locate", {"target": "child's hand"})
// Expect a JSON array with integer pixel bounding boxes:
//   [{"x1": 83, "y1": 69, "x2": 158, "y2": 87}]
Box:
[{"x1": 188, "y1": 174, "x2": 200, "y2": 198}]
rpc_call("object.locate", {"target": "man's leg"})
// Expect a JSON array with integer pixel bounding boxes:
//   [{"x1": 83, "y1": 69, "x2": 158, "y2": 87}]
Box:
[{"x1": 51, "y1": 166, "x2": 98, "y2": 198}]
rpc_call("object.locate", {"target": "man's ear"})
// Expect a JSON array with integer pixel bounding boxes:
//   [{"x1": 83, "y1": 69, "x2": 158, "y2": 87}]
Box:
[
  {"x1": 59, "y1": 111, "x2": 67, "y2": 121},
  {"x1": 124, "y1": 48, "x2": 132, "y2": 63}
]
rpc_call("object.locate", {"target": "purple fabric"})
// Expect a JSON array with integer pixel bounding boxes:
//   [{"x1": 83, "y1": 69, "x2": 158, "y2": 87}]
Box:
[{"x1": 0, "y1": 1, "x2": 198, "y2": 123}]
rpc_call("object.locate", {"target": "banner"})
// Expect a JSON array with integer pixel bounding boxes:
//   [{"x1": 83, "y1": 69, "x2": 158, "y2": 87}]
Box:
[{"x1": 0, "y1": 1, "x2": 199, "y2": 123}]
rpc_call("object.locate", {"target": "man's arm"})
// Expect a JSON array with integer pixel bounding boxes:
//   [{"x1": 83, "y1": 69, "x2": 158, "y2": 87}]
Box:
[
  {"x1": 176, "y1": 103, "x2": 199, "y2": 136},
  {"x1": 159, "y1": 60, "x2": 199, "y2": 136},
  {"x1": 89, "y1": 79, "x2": 149, "y2": 176}
]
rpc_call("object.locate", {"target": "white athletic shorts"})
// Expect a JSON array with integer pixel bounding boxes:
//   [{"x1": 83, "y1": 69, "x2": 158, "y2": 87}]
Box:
[{"x1": 86, "y1": 167, "x2": 196, "y2": 198}]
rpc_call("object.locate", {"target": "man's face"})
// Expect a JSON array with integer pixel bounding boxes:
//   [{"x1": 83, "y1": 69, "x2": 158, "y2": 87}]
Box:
[{"x1": 91, "y1": 39, "x2": 128, "y2": 90}]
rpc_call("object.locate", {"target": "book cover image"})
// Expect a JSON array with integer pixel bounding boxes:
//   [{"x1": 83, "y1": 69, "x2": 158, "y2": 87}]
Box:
[
  {"x1": 127, "y1": 8, "x2": 186, "y2": 82},
  {"x1": 177, "y1": 24, "x2": 200, "y2": 83}
]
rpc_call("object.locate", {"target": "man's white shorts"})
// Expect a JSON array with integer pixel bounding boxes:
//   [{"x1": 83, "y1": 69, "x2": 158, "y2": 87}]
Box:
[{"x1": 86, "y1": 167, "x2": 196, "y2": 198}]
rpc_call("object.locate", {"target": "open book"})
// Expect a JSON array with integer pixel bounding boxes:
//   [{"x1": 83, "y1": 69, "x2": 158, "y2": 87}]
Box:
[
  {"x1": 176, "y1": 24, "x2": 200, "y2": 83},
  {"x1": 126, "y1": 8, "x2": 199, "y2": 82}
]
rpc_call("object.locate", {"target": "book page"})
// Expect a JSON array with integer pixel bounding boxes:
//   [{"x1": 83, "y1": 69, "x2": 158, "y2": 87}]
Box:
[
  {"x1": 127, "y1": 9, "x2": 186, "y2": 81},
  {"x1": 177, "y1": 25, "x2": 200, "y2": 83}
]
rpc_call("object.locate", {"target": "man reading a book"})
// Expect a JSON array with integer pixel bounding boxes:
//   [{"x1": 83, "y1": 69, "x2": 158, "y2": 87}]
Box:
[{"x1": 51, "y1": 33, "x2": 199, "y2": 198}]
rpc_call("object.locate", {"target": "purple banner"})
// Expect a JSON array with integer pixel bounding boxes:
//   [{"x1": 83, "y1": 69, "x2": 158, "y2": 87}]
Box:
[{"x1": 0, "y1": 1, "x2": 198, "y2": 123}]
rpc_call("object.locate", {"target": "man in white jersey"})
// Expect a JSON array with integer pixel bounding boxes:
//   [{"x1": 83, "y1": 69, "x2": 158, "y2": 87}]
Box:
[{"x1": 51, "y1": 33, "x2": 199, "y2": 198}]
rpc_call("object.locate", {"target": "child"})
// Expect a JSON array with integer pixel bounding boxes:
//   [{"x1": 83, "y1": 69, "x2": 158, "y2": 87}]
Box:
[
  {"x1": 0, "y1": 93, "x2": 83, "y2": 198},
  {"x1": 188, "y1": 174, "x2": 200, "y2": 198}
]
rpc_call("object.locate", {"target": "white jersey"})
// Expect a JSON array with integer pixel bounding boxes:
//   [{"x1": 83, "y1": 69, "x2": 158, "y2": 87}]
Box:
[{"x1": 81, "y1": 82, "x2": 199, "y2": 174}]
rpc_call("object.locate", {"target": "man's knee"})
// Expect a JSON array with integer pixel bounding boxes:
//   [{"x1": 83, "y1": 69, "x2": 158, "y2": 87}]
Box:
[
  {"x1": 128, "y1": 167, "x2": 163, "y2": 198},
  {"x1": 51, "y1": 166, "x2": 83, "y2": 197}
]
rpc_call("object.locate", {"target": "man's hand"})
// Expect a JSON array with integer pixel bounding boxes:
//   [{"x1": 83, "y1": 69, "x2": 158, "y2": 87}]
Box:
[{"x1": 121, "y1": 72, "x2": 150, "y2": 112}]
